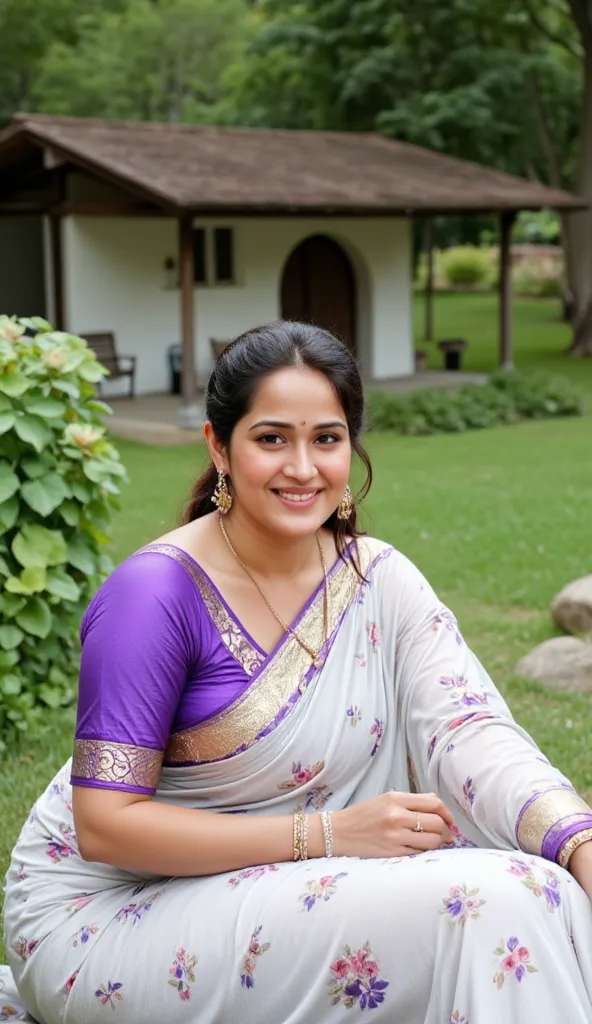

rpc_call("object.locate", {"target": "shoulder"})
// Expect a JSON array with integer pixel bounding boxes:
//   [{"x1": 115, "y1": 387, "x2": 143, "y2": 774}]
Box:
[
  {"x1": 357, "y1": 537, "x2": 438, "y2": 601},
  {"x1": 81, "y1": 546, "x2": 201, "y2": 644}
]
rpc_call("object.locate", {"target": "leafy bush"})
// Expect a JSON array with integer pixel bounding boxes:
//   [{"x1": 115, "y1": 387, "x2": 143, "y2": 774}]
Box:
[
  {"x1": 0, "y1": 316, "x2": 126, "y2": 744},
  {"x1": 513, "y1": 255, "x2": 563, "y2": 298},
  {"x1": 439, "y1": 246, "x2": 492, "y2": 289},
  {"x1": 367, "y1": 372, "x2": 582, "y2": 436}
]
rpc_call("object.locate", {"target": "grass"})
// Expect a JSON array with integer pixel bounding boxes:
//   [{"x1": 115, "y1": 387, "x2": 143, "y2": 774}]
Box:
[
  {"x1": 413, "y1": 291, "x2": 592, "y2": 398},
  {"x1": 2, "y1": 294, "x2": 592, "y2": 955}
]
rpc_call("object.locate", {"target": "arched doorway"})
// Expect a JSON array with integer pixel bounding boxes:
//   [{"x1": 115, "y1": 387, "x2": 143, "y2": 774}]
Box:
[{"x1": 281, "y1": 234, "x2": 356, "y2": 354}]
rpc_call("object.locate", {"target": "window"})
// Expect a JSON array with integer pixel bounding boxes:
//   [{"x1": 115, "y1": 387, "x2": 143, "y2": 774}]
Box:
[
  {"x1": 192, "y1": 227, "x2": 235, "y2": 285},
  {"x1": 214, "y1": 227, "x2": 234, "y2": 283},
  {"x1": 193, "y1": 228, "x2": 207, "y2": 284}
]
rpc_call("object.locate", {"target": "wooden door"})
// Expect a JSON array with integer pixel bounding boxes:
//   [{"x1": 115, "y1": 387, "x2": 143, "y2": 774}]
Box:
[{"x1": 281, "y1": 235, "x2": 356, "y2": 353}]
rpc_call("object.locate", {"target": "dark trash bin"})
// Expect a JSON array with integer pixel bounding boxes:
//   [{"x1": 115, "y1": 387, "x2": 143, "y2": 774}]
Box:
[
  {"x1": 168, "y1": 343, "x2": 182, "y2": 395},
  {"x1": 437, "y1": 338, "x2": 468, "y2": 372}
]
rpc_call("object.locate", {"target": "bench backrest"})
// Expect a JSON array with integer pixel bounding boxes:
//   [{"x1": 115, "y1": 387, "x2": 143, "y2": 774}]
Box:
[{"x1": 82, "y1": 332, "x2": 117, "y2": 363}]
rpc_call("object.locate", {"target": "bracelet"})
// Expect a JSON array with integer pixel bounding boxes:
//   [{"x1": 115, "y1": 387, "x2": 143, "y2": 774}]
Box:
[
  {"x1": 557, "y1": 827, "x2": 592, "y2": 869},
  {"x1": 293, "y1": 810, "x2": 309, "y2": 861},
  {"x1": 320, "y1": 811, "x2": 334, "y2": 857}
]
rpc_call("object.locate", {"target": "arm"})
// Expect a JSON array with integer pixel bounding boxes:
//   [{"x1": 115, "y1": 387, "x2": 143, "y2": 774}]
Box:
[
  {"x1": 389, "y1": 552, "x2": 592, "y2": 866},
  {"x1": 73, "y1": 787, "x2": 326, "y2": 875}
]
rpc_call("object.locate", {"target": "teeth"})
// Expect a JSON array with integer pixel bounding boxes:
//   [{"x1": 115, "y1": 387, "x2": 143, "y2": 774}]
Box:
[{"x1": 278, "y1": 491, "x2": 316, "y2": 502}]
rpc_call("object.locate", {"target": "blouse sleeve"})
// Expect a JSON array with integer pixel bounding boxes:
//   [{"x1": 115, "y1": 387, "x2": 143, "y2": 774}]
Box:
[
  {"x1": 71, "y1": 551, "x2": 198, "y2": 796},
  {"x1": 387, "y1": 549, "x2": 592, "y2": 867}
]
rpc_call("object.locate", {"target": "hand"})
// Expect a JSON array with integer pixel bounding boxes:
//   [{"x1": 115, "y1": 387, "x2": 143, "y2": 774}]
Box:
[{"x1": 331, "y1": 790, "x2": 455, "y2": 859}]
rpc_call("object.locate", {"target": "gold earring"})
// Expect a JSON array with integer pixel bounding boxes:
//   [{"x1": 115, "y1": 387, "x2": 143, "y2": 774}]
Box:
[
  {"x1": 212, "y1": 467, "x2": 232, "y2": 515},
  {"x1": 337, "y1": 484, "x2": 354, "y2": 521}
]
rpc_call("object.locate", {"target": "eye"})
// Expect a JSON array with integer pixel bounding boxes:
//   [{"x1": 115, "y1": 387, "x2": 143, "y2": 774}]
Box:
[
  {"x1": 315, "y1": 433, "x2": 341, "y2": 445},
  {"x1": 256, "y1": 433, "x2": 285, "y2": 445}
]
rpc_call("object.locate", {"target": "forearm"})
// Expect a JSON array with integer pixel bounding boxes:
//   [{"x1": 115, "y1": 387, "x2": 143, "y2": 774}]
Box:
[
  {"x1": 76, "y1": 794, "x2": 325, "y2": 876},
  {"x1": 566, "y1": 840, "x2": 592, "y2": 899}
]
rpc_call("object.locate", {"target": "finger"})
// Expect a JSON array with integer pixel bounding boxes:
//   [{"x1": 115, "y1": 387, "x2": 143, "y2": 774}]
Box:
[
  {"x1": 404, "y1": 792, "x2": 455, "y2": 826},
  {"x1": 400, "y1": 829, "x2": 444, "y2": 852},
  {"x1": 404, "y1": 811, "x2": 450, "y2": 836}
]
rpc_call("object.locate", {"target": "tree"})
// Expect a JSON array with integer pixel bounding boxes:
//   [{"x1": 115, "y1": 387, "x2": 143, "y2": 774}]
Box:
[
  {"x1": 228, "y1": 0, "x2": 592, "y2": 354},
  {"x1": 33, "y1": 0, "x2": 252, "y2": 122}
]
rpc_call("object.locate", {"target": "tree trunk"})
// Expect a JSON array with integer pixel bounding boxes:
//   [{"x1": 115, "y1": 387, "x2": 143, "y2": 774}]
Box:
[{"x1": 566, "y1": 8, "x2": 592, "y2": 355}]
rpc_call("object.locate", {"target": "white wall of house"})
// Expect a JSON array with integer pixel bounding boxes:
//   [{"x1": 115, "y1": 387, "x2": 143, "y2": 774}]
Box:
[
  {"x1": 62, "y1": 214, "x2": 412, "y2": 397},
  {"x1": 0, "y1": 217, "x2": 46, "y2": 319}
]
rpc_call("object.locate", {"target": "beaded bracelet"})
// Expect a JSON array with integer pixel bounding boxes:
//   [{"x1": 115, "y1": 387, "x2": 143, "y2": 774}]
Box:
[
  {"x1": 293, "y1": 809, "x2": 309, "y2": 861},
  {"x1": 320, "y1": 811, "x2": 334, "y2": 858}
]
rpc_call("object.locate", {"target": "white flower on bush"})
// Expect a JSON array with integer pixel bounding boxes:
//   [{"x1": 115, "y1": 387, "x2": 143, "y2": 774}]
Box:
[
  {"x1": 0, "y1": 320, "x2": 25, "y2": 341},
  {"x1": 64, "y1": 423, "x2": 105, "y2": 451},
  {"x1": 43, "y1": 347, "x2": 70, "y2": 370}
]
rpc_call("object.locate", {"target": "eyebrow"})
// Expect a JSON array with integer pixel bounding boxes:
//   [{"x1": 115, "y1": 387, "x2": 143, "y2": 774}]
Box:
[{"x1": 248, "y1": 419, "x2": 347, "y2": 432}]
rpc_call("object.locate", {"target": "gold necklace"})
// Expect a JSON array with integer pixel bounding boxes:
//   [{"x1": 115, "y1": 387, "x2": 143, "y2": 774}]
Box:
[{"x1": 218, "y1": 514, "x2": 330, "y2": 668}]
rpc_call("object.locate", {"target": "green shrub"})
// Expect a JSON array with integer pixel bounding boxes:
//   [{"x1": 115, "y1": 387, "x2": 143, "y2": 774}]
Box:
[
  {"x1": 0, "y1": 316, "x2": 126, "y2": 744},
  {"x1": 440, "y1": 246, "x2": 492, "y2": 289},
  {"x1": 513, "y1": 255, "x2": 563, "y2": 298},
  {"x1": 367, "y1": 372, "x2": 582, "y2": 436}
]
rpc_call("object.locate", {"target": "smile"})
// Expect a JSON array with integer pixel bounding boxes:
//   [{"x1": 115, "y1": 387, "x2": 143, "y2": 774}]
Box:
[{"x1": 274, "y1": 490, "x2": 320, "y2": 506}]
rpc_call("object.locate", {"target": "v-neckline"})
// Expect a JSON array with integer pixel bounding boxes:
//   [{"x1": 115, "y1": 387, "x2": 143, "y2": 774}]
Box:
[{"x1": 143, "y1": 539, "x2": 355, "y2": 662}]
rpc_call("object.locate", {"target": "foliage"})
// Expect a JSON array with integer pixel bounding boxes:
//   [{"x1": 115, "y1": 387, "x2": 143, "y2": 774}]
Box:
[
  {"x1": 439, "y1": 246, "x2": 492, "y2": 289},
  {"x1": 367, "y1": 372, "x2": 582, "y2": 435},
  {"x1": 32, "y1": 0, "x2": 251, "y2": 121},
  {"x1": 512, "y1": 210, "x2": 562, "y2": 245},
  {"x1": 513, "y1": 256, "x2": 563, "y2": 297},
  {"x1": 0, "y1": 316, "x2": 126, "y2": 744}
]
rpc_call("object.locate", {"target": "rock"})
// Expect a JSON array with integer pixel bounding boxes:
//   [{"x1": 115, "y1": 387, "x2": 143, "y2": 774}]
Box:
[
  {"x1": 551, "y1": 575, "x2": 592, "y2": 636},
  {"x1": 516, "y1": 636, "x2": 592, "y2": 693}
]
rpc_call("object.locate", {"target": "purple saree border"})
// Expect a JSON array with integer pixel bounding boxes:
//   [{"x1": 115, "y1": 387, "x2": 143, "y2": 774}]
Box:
[
  {"x1": 70, "y1": 776, "x2": 154, "y2": 796},
  {"x1": 514, "y1": 783, "x2": 575, "y2": 845},
  {"x1": 167, "y1": 543, "x2": 394, "y2": 767},
  {"x1": 542, "y1": 815, "x2": 592, "y2": 863}
]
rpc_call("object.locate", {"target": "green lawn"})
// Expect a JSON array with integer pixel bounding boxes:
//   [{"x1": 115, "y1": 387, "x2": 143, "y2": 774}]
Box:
[
  {"x1": 2, "y1": 295, "x2": 592, "y2": 955},
  {"x1": 413, "y1": 292, "x2": 592, "y2": 399}
]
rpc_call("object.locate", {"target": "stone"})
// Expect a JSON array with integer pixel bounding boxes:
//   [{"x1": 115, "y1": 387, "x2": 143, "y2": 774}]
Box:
[
  {"x1": 516, "y1": 636, "x2": 592, "y2": 693},
  {"x1": 551, "y1": 575, "x2": 592, "y2": 636}
]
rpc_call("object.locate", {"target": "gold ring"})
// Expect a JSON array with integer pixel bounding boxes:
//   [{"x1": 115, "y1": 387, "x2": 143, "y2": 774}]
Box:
[{"x1": 414, "y1": 815, "x2": 424, "y2": 834}]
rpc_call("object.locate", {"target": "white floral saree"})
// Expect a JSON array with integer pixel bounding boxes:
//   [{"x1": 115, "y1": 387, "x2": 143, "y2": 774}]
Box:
[{"x1": 3, "y1": 538, "x2": 592, "y2": 1023}]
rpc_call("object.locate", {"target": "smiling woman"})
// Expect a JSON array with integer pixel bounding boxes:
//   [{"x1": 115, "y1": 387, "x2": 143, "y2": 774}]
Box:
[{"x1": 3, "y1": 322, "x2": 592, "y2": 1024}]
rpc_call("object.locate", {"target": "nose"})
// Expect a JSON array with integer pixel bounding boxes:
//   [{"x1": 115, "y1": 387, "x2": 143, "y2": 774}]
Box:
[{"x1": 283, "y1": 443, "x2": 317, "y2": 482}]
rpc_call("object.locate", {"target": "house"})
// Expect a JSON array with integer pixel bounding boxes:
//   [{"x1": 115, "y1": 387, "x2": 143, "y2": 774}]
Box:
[{"x1": 0, "y1": 112, "x2": 584, "y2": 427}]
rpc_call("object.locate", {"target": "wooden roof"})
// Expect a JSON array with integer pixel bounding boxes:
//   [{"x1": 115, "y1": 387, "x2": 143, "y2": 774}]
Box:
[{"x1": 0, "y1": 111, "x2": 585, "y2": 214}]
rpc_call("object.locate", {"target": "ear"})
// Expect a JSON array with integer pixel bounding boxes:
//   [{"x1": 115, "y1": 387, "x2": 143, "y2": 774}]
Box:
[{"x1": 203, "y1": 421, "x2": 227, "y2": 471}]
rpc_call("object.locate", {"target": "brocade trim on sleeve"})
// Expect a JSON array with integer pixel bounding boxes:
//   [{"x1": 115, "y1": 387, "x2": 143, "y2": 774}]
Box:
[
  {"x1": 516, "y1": 786, "x2": 592, "y2": 862},
  {"x1": 72, "y1": 738, "x2": 163, "y2": 792}
]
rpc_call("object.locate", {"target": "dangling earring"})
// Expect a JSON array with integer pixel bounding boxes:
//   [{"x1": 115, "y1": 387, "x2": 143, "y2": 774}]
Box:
[
  {"x1": 337, "y1": 484, "x2": 354, "y2": 521},
  {"x1": 212, "y1": 467, "x2": 232, "y2": 515}
]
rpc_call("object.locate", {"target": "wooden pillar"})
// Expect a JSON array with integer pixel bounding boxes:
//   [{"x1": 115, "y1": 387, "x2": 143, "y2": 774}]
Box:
[
  {"x1": 499, "y1": 211, "x2": 516, "y2": 370},
  {"x1": 49, "y1": 215, "x2": 64, "y2": 330},
  {"x1": 177, "y1": 214, "x2": 202, "y2": 428},
  {"x1": 424, "y1": 217, "x2": 435, "y2": 342}
]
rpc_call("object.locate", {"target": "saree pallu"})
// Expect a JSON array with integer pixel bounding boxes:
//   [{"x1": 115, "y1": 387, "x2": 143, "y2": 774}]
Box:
[{"x1": 3, "y1": 538, "x2": 592, "y2": 1023}]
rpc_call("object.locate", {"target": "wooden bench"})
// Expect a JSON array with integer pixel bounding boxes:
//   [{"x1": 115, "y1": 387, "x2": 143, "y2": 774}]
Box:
[{"x1": 82, "y1": 332, "x2": 137, "y2": 398}]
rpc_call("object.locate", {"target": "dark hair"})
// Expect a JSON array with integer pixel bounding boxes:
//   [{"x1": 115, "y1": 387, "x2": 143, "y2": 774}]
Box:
[{"x1": 183, "y1": 321, "x2": 372, "y2": 559}]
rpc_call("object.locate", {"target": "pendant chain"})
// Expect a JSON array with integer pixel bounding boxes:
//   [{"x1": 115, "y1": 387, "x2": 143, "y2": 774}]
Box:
[{"x1": 218, "y1": 514, "x2": 330, "y2": 666}]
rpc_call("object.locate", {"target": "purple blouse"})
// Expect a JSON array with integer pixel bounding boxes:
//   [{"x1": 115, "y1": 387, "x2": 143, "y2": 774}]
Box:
[{"x1": 71, "y1": 548, "x2": 264, "y2": 795}]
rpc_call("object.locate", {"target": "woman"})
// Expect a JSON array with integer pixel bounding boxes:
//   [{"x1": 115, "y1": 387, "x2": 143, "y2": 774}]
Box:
[{"x1": 3, "y1": 320, "x2": 592, "y2": 1024}]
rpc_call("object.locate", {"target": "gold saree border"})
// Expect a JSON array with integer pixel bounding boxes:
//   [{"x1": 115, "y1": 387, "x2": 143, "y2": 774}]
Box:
[
  {"x1": 516, "y1": 786, "x2": 592, "y2": 856},
  {"x1": 165, "y1": 539, "x2": 383, "y2": 765},
  {"x1": 140, "y1": 543, "x2": 265, "y2": 677},
  {"x1": 72, "y1": 738, "x2": 163, "y2": 791}
]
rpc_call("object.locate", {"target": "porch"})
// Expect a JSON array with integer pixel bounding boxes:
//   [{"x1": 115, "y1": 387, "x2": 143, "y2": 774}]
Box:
[{"x1": 105, "y1": 370, "x2": 488, "y2": 445}]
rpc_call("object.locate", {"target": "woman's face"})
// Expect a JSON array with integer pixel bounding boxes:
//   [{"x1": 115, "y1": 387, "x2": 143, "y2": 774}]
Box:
[{"x1": 215, "y1": 365, "x2": 352, "y2": 539}]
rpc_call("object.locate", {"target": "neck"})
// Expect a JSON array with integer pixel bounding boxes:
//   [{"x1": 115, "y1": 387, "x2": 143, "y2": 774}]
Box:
[{"x1": 219, "y1": 506, "x2": 323, "y2": 580}]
